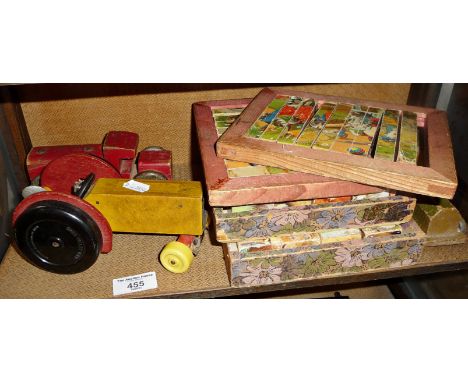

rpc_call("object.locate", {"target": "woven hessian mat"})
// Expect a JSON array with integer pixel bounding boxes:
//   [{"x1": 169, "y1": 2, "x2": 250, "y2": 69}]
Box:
[
  {"x1": 0, "y1": 84, "x2": 430, "y2": 298},
  {"x1": 19, "y1": 84, "x2": 412, "y2": 164}
]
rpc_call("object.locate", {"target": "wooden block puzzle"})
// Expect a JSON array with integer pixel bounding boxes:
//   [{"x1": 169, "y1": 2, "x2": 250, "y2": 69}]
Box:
[
  {"x1": 397, "y1": 111, "x2": 419, "y2": 164},
  {"x1": 231, "y1": 223, "x2": 405, "y2": 256},
  {"x1": 214, "y1": 193, "x2": 416, "y2": 243},
  {"x1": 374, "y1": 109, "x2": 400, "y2": 160},
  {"x1": 193, "y1": 98, "x2": 384, "y2": 206},
  {"x1": 211, "y1": 104, "x2": 289, "y2": 178},
  {"x1": 216, "y1": 88, "x2": 457, "y2": 198},
  {"x1": 224, "y1": 220, "x2": 426, "y2": 287}
]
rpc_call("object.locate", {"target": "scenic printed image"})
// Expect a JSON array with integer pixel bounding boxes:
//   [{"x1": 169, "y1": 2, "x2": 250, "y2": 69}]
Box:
[
  {"x1": 211, "y1": 107, "x2": 289, "y2": 178},
  {"x1": 245, "y1": 95, "x2": 422, "y2": 163}
]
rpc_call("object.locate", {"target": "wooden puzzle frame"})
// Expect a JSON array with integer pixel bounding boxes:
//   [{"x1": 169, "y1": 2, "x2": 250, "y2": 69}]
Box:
[
  {"x1": 216, "y1": 88, "x2": 457, "y2": 199},
  {"x1": 193, "y1": 98, "x2": 383, "y2": 206}
]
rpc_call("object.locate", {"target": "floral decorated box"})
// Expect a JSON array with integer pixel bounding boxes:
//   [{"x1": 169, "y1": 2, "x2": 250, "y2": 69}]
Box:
[
  {"x1": 214, "y1": 194, "x2": 416, "y2": 243},
  {"x1": 224, "y1": 220, "x2": 426, "y2": 287}
]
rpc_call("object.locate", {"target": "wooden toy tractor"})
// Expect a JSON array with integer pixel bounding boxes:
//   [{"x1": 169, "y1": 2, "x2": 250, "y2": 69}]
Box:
[{"x1": 12, "y1": 131, "x2": 206, "y2": 274}]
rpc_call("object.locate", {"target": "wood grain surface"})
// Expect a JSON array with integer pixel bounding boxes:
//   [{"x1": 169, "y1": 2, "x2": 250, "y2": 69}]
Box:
[
  {"x1": 217, "y1": 88, "x2": 457, "y2": 198},
  {"x1": 194, "y1": 98, "x2": 383, "y2": 206}
]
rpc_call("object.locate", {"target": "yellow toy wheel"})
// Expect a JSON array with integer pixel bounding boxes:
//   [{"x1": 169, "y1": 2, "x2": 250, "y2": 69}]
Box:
[{"x1": 160, "y1": 241, "x2": 194, "y2": 273}]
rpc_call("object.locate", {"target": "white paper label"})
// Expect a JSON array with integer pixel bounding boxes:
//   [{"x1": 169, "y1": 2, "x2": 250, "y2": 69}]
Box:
[
  {"x1": 123, "y1": 179, "x2": 150, "y2": 193},
  {"x1": 112, "y1": 271, "x2": 158, "y2": 296}
]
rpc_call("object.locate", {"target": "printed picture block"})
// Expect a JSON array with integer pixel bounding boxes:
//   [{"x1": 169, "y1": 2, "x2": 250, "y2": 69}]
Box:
[
  {"x1": 214, "y1": 193, "x2": 416, "y2": 242},
  {"x1": 193, "y1": 98, "x2": 384, "y2": 206},
  {"x1": 225, "y1": 220, "x2": 426, "y2": 287},
  {"x1": 216, "y1": 88, "x2": 457, "y2": 198}
]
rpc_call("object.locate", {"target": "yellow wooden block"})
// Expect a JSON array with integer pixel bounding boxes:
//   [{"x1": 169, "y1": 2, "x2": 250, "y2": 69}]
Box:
[{"x1": 84, "y1": 178, "x2": 204, "y2": 235}]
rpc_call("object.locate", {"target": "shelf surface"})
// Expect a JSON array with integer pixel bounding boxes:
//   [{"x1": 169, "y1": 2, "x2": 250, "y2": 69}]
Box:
[{"x1": 1, "y1": 229, "x2": 467, "y2": 298}]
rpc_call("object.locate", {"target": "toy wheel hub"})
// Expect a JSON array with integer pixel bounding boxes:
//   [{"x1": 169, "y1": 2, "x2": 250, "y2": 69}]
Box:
[
  {"x1": 159, "y1": 241, "x2": 194, "y2": 274},
  {"x1": 14, "y1": 200, "x2": 103, "y2": 274},
  {"x1": 28, "y1": 220, "x2": 86, "y2": 267}
]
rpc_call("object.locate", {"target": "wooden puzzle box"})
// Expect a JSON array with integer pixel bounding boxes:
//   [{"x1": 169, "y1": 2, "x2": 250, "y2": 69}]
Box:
[
  {"x1": 214, "y1": 193, "x2": 416, "y2": 242},
  {"x1": 216, "y1": 88, "x2": 457, "y2": 199},
  {"x1": 225, "y1": 220, "x2": 426, "y2": 287},
  {"x1": 194, "y1": 99, "x2": 383, "y2": 206}
]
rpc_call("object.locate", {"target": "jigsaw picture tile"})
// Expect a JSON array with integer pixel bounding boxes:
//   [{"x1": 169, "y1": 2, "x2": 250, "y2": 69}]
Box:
[
  {"x1": 210, "y1": 106, "x2": 287, "y2": 178},
  {"x1": 215, "y1": 120, "x2": 237, "y2": 129},
  {"x1": 267, "y1": 95, "x2": 291, "y2": 109},
  {"x1": 374, "y1": 109, "x2": 400, "y2": 160},
  {"x1": 218, "y1": 191, "x2": 391, "y2": 216},
  {"x1": 216, "y1": 127, "x2": 229, "y2": 136},
  {"x1": 224, "y1": 160, "x2": 252, "y2": 169},
  {"x1": 295, "y1": 102, "x2": 336, "y2": 147},
  {"x1": 397, "y1": 111, "x2": 419, "y2": 164},
  {"x1": 351, "y1": 108, "x2": 384, "y2": 145},
  {"x1": 312, "y1": 196, "x2": 353, "y2": 205},
  {"x1": 214, "y1": 110, "x2": 242, "y2": 136},
  {"x1": 330, "y1": 108, "x2": 367, "y2": 154},
  {"x1": 324, "y1": 103, "x2": 353, "y2": 127},
  {"x1": 319, "y1": 228, "x2": 362, "y2": 244},
  {"x1": 335, "y1": 108, "x2": 383, "y2": 156},
  {"x1": 312, "y1": 103, "x2": 353, "y2": 150},
  {"x1": 245, "y1": 95, "x2": 289, "y2": 138},
  {"x1": 416, "y1": 112, "x2": 426, "y2": 127},
  {"x1": 266, "y1": 166, "x2": 289, "y2": 175},
  {"x1": 214, "y1": 114, "x2": 239, "y2": 123},
  {"x1": 350, "y1": 105, "x2": 368, "y2": 112},
  {"x1": 361, "y1": 224, "x2": 402, "y2": 238},
  {"x1": 212, "y1": 107, "x2": 244, "y2": 116},
  {"x1": 260, "y1": 96, "x2": 304, "y2": 141},
  {"x1": 329, "y1": 139, "x2": 355, "y2": 154},
  {"x1": 352, "y1": 191, "x2": 391, "y2": 201},
  {"x1": 246, "y1": 116, "x2": 273, "y2": 138},
  {"x1": 236, "y1": 232, "x2": 322, "y2": 255},
  {"x1": 277, "y1": 99, "x2": 316, "y2": 144},
  {"x1": 224, "y1": 158, "x2": 286, "y2": 178},
  {"x1": 347, "y1": 143, "x2": 372, "y2": 156}
]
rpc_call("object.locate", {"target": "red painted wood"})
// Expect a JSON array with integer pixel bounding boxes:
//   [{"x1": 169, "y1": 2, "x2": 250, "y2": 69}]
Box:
[
  {"x1": 119, "y1": 158, "x2": 134, "y2": 178},
  {"x1": 137, "y1": 148, "x2": 172, "y2": 179},
  {"x1": 40, "y1": 153, "x2": 121, "y2": 193},
  {"x1": 12, "y1": 191, "x2": 113, "y2": 253},
  {"x1": 216, "y1": 88, "x2": 457, "y2": 198},
  {"x1": 193, "y1": 99, "x2": 384, "y2": 206},
  {"x1": 177, "y1": 234, "x2": 195, "y2": 247},
  {"x1": 102, "y1": 131, "x2": 139, "y2": 171},
  {"x1": 26, "y1": 144, "x2": 103, "y2": 181}
]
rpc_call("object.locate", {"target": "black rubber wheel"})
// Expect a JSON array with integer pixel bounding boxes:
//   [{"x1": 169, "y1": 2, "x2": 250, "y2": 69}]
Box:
[{"x1": 14, "y1": 200, "x2": 102, "y2": 274}]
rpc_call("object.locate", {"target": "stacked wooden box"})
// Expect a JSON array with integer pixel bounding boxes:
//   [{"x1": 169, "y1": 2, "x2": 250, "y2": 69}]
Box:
[
  {"x1": 215, "y1": 195, "x2": 424, "y2": 287},
  {"x1": 194, "y1": 89, "x2": 456, "y2": 287}
]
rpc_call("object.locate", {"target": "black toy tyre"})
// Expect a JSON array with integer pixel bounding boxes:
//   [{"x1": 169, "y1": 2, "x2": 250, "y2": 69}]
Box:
[{"x1": 14, "y1": 200, "x2": 102, "y2": 274}]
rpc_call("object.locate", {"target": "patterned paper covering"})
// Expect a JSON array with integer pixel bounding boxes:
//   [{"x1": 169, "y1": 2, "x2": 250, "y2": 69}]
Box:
[
  {"x1": 214, "y1": 193, "x2": 415, "y2": 243},
  {"x1": 225, "y1": 220, "x2": 425, "y2": 287}
]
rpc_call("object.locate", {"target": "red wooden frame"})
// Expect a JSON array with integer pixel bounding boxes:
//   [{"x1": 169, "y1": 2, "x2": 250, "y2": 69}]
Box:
[
  {"x1": 216, "y1": 88, "x2": 458, "y2": 199},
  {"x1": 193, "y1": 98, "x2": 383, "y2": 206}
]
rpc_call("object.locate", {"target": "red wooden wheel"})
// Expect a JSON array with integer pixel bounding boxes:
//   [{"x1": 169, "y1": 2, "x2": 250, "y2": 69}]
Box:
[{"x1": 40, "y1": 153, "x2": 121, "y2": 194}]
